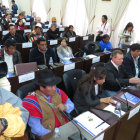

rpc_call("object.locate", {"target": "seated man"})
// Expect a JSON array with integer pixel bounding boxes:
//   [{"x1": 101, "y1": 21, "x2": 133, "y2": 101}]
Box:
[
  {"x1": 0, "y1": 39, "x2": 22, "y2": 74},
  {"x1": 29, "y1": 37, "x2": 57, "y2": 65},
  {"x1": 48, "y1": 17, "x2": 62, "y2": 28},
  {"x1": 47, "y1": 24, "x2": 60, "y2": 40},
  {"x1": 22, "y1": 69, "x2": 74, "y2": 139},
  {"x1": 103, "y1": 50, "x2": 140, "y2": 97},
  {"x1": 99, "y1": 34, "x2": 113, "y2": 51},
  {"x1": 0, "y1": 61, "x2": 29, "y2": 140},
  {"x1": 1, "y1": 14, "x2": 12, "y2": 30},
  {"x1": 2, "y1": 25, "x2": 25, "y2": 44},
  {"x1": 31, "y1": 17, "x2": 45, "y2": 30},
  {"x1": 122, "y1": 43, "x2": 140, "y2": 78},
  {"x1": 28, "y1": 23, "x2": 44, "y2": 42}
]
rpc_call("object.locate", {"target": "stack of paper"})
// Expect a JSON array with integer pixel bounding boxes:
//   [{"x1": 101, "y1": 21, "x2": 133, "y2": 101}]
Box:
[{"x1": 74, "y1": 111, "x2": 110, "y2": 136}]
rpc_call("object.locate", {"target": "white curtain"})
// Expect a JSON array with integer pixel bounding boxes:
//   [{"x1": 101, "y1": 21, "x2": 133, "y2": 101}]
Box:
[
  {"x1": 110, "y1": 0, "x2": 130, "y2": 47},
  {"x1": 32, "y1": 0, "x2": 47, "y2": 22},
  {"x1": 2, "y1": 0, "x2": 9, "y2": 9},
  {"x1": 113, "y1": 0, "x2": 140, "y2": 47},
  {"x1": 84, "y1": 0, "x2": 97, "y2": 34},
  {"x1": 62, "y1": 0, "x2": 88, "y2": 36}
]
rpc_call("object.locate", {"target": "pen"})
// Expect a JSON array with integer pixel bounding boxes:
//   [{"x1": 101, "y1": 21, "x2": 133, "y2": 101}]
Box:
[{"x1": 95, "y1": 121, "x2": 105, "y2": 129}]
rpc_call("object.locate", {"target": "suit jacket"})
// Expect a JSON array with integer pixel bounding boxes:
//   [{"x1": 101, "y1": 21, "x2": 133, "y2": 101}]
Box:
[
  {"x1": 46, "y1": 29, "x2": 60, "y2": 40},
  {"x1": 31, "y1": 21, "x2": 45, "y2": 30},
  {"x1": 0, "y1": 48, "x2": 22, "y2": 65},
  {"x1": 74, "y1": 82, "x2": 102, "y2": 114},
  {"x1": 29, "y1": 46, "x2": 57, "y2": 65},
  {"x1": 103, "y1": 61, "x2": 132, "y2": 91},
  {"x1": 2, "y1": 32, "x2": 25, "y2": 44},
  {"x1": 1, "y1": 18, "x2": 10, "y2": 30},
  {"x1": 122, "y1": 52, "x2": 140, "y2": 78},
  {"x1": 63, "y1": 31, "x2": 76, "y2": 38}
]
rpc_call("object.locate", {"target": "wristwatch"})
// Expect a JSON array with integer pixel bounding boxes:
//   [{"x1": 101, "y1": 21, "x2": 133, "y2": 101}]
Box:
[{"x1": 0, "y1": 118, "x2": 8, "y2": 134}]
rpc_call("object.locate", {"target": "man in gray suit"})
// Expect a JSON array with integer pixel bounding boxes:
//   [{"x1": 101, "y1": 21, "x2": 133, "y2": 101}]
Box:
[{"x1": 0, "y1": 39, "x2": 22, "y2": 73}]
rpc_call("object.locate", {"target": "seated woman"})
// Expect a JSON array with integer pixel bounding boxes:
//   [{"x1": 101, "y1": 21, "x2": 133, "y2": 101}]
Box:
[
  {"x1": 64, "y1": 25, "x2": 76, "y2": 38},
  {"x1": 118, "y1": 22, "x2": 134, "y2": 48},
  {"x1": 15, "y1": 19, "x2": 27, "y2": 30},
  {"x1": 57, "y1": 38, "x2": 74, "y2": 62},
  {"x1": 99, "y1": 34, "x2": 113, "y2": 51},
  {"x1": 74, "y1": 67, "x2": 114, "y2": 114}
]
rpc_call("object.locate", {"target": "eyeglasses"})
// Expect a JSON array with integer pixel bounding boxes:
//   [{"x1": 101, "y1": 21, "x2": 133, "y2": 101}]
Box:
[{"x1": 39, "y1": 44, "x2": 46, "y2": 47}]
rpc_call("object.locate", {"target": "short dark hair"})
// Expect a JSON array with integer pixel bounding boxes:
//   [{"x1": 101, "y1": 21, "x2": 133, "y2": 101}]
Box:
[
  {"x1": 36, "y1": 37, "x2": 46, "y2": 44},
  {"x1": 8, "y1": 24, "x2": 14, "y2": 30},
  {"x1": 16, "y1": 19, "x2": 24, "y2": 26},
  {"x1": 130, "y1": 43, "x2": 140, "y2": 51},
  {"x1": 102, "y1": 15, "x2": 108, "y2": 21},
  {"x1": 68, "y1": 25, "x2": 74, "y2": 29},
  {"x1": 112, "y1": 50, "x2": 123, "y2": 58},
  {"x1": 102, "y1": 34, "x2": 110, "y2": 39},
  {"x1": 5, "y1": 39, "x2": 16, "y2": 47}
]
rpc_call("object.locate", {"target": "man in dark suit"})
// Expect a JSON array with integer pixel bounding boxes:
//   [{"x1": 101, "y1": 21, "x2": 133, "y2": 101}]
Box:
[
  {"x1": 31, "y1": 17, "x2": 45, "y2": 30},
  {"x1": 29, "y1": 37, "x2": 57, "y2": 65},
  {"x1": 1, "y1": 14, "x2": 12, "y2": 30},
  {"x1": 46, "y1": 24, "x2": 60, "y2": 40},
  {"x1": 2, "y1": 25, "x2": 25, "y2": 44},
  {"x1": 122, "y1": 43, "x2": 140, "y2": 78},
  {"x1": 102, "y1": 50, "x2": 140, "y2": 97},
  {"x1": 0, "y1": 39, "x2": 22, "y2": 73}
]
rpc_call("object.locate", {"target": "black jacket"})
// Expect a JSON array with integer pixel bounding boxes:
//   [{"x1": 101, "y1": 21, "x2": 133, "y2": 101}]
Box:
[
  {"x1": 46, "y1": 29, "x2": 60, "y2": 40},
  {"x1": 0, "y1": 48, "x2": 22, "y2": 65},
  {"x1": 74, "y1": 82, "x2": 102, "y2": 114},
  {"x1": 64, "y1": 31, "x2": 76, "y2": 38},
  {"x1": 2, "y1": 32, "x2": 25, "y2": 44},
  {"x1": 29, "y1": 46, "x2": 57, "y2": 65},
  {"x1": 103, "y1": 61, "x2": 133, "y2": 91},
  {"x1": 122, "y1": 52, "x2": 140, "y2": 78}
]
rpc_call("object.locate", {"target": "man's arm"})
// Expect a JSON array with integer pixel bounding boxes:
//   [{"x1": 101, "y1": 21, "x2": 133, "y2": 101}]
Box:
[{"x1": 0, "y1": 89, "x2": 29, "y2": 138}]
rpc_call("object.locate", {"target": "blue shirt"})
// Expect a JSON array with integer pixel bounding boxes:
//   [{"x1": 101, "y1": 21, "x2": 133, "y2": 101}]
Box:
[
  {"x1": 99, "y1": 40, "x2": 113, "y2": 51},
  {"x1": 28, "y1": 94, "x2": 74, "y2": 136}
]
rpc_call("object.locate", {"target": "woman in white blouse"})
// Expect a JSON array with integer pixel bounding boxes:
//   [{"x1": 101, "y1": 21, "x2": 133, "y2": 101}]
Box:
[
  {"x1": 57, "y1": 38, "x2": 74, "y2": 63},
  {"x1": 118, "y1": 22, "x2": 134, "y2": 48}
]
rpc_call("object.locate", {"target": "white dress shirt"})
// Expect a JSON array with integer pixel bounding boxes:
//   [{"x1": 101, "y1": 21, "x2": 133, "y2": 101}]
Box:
[
  {"x1": 96, "y1": 22, "x2": 111, "y2": 36},
  {"x1": 95, "y1": 84, "x2": 99, "y2": 96},
  {"x1": 111, "y1": 60, "x2": 119, "y2": 71},
  {"x1": 4, "y1": 50, "x2": 14, "y2": 73}
]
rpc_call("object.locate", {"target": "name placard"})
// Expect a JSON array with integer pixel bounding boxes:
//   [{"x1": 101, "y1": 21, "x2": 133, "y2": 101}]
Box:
[
  {"x1": 69, "y1": 37, "x2": 76, "y2": 42},
  {"x1": 18, "y1": 72, "x2": 35, "y2": 83},
  {"x1": 64, "y1": 63, "x2": 75, "y2": 72},
  {"x1": 22, "y1": 42, "x2": 32, "y2": 48}
]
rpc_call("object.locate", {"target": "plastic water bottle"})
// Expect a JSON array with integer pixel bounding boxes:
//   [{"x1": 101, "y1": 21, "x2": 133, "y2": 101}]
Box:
[
  {"x1": 53, "y1": 128, "x2": 61, "y2": 140},
  {"x1": 49, "y1": 57, "x2": 53, "y2": 65},
  {"x1": 83, "y1": 52, "x2": 87, "y2": 60},
  {"x1": 104, "y1": 48, "x2": 107, "y2": 53}
]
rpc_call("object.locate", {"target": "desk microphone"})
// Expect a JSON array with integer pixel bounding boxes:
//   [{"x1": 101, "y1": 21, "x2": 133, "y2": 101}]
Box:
[
  {"x1": 115, "y1": 79, "x2": 130, "y2": 111},
  {"x1": 60, "y1": 110, "x2": 86, "y2": 140}
]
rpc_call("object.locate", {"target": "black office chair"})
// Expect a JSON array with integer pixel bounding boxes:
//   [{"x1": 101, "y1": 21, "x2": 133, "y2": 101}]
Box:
[
  {"x1": 84, "y1": 41, "x2": 101, "y2": 55},
  {"x1": 17, "y1": 81, "x2": 39, "y2": 140},
  {"x1": 16, "y1": 81, "x2": 38, "y2": 99},
  {"x1": 63, "y1": 69, "x2": 86, "y2": 101},
  {"x1": 91, "y1": 62, "x2": 105, "y2": 70}
]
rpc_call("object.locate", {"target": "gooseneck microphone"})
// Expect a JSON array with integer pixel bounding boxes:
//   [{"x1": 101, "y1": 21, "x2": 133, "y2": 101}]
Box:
[{"x1": 115, "y1": 79, "x2": 130, "y2": 111}]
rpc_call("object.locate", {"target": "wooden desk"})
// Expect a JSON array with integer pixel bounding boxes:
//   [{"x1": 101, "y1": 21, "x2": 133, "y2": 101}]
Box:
[{"x1": 8, "y1": 53, "x2": 110, "y2": 94}]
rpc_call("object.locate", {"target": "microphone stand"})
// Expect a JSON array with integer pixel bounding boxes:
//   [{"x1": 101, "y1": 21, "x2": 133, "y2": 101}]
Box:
[{"x1": 115, "y1": 79, "x2": 131, "y2": 111}]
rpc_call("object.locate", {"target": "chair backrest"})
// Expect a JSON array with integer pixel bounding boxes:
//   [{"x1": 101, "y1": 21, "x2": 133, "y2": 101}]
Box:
[
  {"x1": 16, "y1": 81, "x2": 38, "y2": 99},
  {"x1": 15, "y1": 62, "x2": 38, "y2": 76},
  {"x1": 63, "y1": 69, "x2": 86, "y2": 100},
  {"x1": 91, "y1": 62, "x2": 105, "y2": 70},
  {"x1": 84, "y1": 41, "x2": 101, "y2": 55}
]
